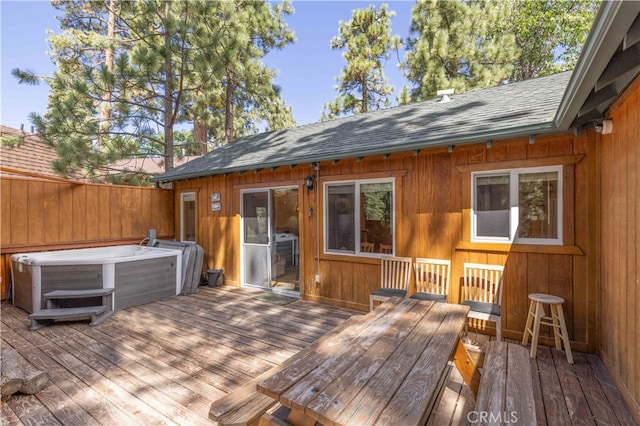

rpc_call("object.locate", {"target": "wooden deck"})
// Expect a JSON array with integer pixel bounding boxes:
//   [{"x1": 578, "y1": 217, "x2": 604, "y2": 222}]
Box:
[{"x1": 1, "y1": 286, "x2": 635, "y2": 425}]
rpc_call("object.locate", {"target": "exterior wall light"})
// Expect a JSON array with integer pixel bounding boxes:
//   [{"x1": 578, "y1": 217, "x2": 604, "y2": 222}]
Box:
[{"x1": 304, "y1": 174, "x2": 316, "y2": 191}]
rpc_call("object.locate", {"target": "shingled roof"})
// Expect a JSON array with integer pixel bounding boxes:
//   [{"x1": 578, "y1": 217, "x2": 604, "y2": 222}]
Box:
[
  {"x1": 0, "y1": 125, "x2": 61, "y2": 179},
  {"x1": 152, "y1": 72, "x2": 570, "y2": 183}
]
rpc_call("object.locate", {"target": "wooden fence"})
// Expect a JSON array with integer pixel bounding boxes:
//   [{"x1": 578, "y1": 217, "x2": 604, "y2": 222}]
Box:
[{"x1": 1, "y1": 175, "x2": 175, "y2": 299}]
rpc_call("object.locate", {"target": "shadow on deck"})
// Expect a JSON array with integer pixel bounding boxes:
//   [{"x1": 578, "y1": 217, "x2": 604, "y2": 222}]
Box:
[{"x1": 1, "y1": 286, "x2": 635, "y2": 425}]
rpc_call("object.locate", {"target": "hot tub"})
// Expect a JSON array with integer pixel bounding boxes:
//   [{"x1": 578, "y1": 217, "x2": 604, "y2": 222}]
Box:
[{"x1": 11, "y1": 245, "x2": 182, "y2": 314}]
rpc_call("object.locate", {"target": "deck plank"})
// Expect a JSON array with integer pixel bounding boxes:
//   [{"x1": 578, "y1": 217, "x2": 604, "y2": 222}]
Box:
[
  {"x1": 5, "y1": 393, "x2": 63, "y2": 426},
  {"x1": 586, "y1": 353, "x2": 638, "y2": 425},
  {"x1": 1, "y1": 330, "x2": 132, "y2": 426},
  {"x1": 1, "y1": 287, "x2": 637, "y2": 426},
  {"x1": 98, "y1": 317, "x2": 245, "y2": 392},
  {"x1": 529, "y1": 353, "x2": 549, "y2": 426},
  {"x1": 572, "y1": 351, "x2": 620, "y2": 425},
  {"x1": 0, "y1": 399, "x2": 23, "y2": 426},
  {"x1": 69, "y1": 320, "x2": 227, "y2": 403},
  {"x1": 550, "y1": 348, "x2": 595, "y2": 425},
  {"x1": 534, "y1": 346, "x2": 572, "y2": 425}
]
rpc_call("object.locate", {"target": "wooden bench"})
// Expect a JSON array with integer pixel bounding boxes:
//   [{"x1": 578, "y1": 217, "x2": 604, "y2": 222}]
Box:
[
  {"x1": 474, "y1": 341, "x2": 536, "y2": 425},
  {"x1": 208, "y1": 369, "x2": 283, "y2": 426}
]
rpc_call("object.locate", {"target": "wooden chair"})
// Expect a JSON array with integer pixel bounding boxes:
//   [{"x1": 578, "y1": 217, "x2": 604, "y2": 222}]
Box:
[
  {"x1": 461, "y1": 262, "x2": 505, "y2": 341},
  {"x1": 379, "y1": 243, "x2": 393, "y2": 254},
  {"x1": 361, "y1": 241, "x2": 374, "y2": 253},
  {"x1": 411, "y1": 258, "x2": 450, "y2": 303},
  {"x1": 369, "y1": 255, "x2": 412, "y2": 310}
]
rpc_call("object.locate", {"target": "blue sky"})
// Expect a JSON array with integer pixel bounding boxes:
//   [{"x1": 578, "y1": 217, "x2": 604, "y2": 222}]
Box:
[{"x1": 1, "y1": 1, "x2": 414, "y2": 130}]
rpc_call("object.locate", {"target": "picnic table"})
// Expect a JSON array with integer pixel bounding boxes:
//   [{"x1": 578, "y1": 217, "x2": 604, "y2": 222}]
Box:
[{"x1": 256, "y1": 297, "x2": 472, "y2": 426}]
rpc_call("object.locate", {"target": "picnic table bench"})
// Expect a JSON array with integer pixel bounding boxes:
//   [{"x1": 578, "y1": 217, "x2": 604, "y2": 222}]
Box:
[{"x1": 473, "y1": 341, "x2": 536, "y2": 425}]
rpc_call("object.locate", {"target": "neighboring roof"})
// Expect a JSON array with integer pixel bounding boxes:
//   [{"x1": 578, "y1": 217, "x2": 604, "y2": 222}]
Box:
[
  {"x1": 106, "y1": 155, "x2": 201, "y2": 177},
  {"x1": 556, "y1": 1, "x2": 640, "y2": 129},
  {"x1": 0, "y1": 125, "x2": 61, "y2": 179},
  {"x1": 153, "y1": 72, "x2": 570, "y2": 183}
]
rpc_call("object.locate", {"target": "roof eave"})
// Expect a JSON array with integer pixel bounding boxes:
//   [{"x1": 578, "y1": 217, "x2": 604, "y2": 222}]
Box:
[
  {"x1": 555, "y1": 1, "x2": 640, "y2": 130},
  {"x1": 151, "y1": 121, "x2": 558, "y2": 183}
]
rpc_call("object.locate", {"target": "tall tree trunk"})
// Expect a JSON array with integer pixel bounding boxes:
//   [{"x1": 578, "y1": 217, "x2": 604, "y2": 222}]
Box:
[
  {"x1": 361, "y1": 74, "x2": 368, "y2": 113},
  {"x1": 193, "y1": 120, "x2": 208, "y2": 154},
  {"x1": 98, "y1": 0, "x2": 117, "y2": 148},
  {"x1": 224, "y1": 70, "x2": 235, "y2": 145},
  {"x1": 163, "y1": 1, "x2": 174, "y2": 171}
]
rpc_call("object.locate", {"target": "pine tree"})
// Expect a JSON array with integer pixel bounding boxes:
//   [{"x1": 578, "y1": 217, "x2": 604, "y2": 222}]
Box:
[
  {"x1": 12, "y1": 0, "x2": 295, "y2": 183},
  {"x1": 506, "y1": 0, "x2": 599, "y2": 81},
  {"x1": 13, "y1": 0, "x2": 131, "y2": 181},
  {"x1": 402, "y1": 0, "x2": 518, "y2": 102},
  {"x1": 200, "y1": 0, "x2": 295, "y2": 145},
  {"x1": 322, "y1": 4, "x2": 401, "y2": 120}
]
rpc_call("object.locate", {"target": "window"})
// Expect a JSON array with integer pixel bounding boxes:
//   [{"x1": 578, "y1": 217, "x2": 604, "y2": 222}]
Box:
[
  {"x1": 472, "y1": 166, "x2": 562, "y2": 245},
  {"x1": 180, "y1": 192, "x2": 196, "y2": 242},
  {"x1": 325, "y1": 179, "x2": 394, "y2": 255}
]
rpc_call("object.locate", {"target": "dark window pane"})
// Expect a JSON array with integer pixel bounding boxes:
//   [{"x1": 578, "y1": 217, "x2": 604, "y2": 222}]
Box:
[
  {"x1": 361, "y1": 182, "x2": 393, "y2": 253},
  {"x1": 475, "y1": 175, "x2": 510, "y2": 238},
  {"x1": 327, "y1": 185, "x2": 355, "y2": 252},
  {"x1": 518, "y1": 172, "x2": 558, "y2": 239}
]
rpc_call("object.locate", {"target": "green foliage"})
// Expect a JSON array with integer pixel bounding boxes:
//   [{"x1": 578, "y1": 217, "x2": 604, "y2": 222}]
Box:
[
  {"x1": 185, "y1": 1, "x2": 295, "y2": 146},
  {"x1": 402, "y1": 0, "x2": 598, "y2": 101},
  {"x1": 402, "y1": 0, "x2": 518, "y2": 102},
  {"x1": 13, "y1": 0, "x2": 295, "y2": 184},
  {"x1": 396, "y1": 85, "x2": 411, "y2": 106},
  {"x1": 322, "y1": 4, "x2": 401, "y2": 120},
  {"x1": 505, "y1": 0, "x2": 599, "y2": 81},
  {"x1": 0, "y1": 135, "x2": 25, "y2": 149}
]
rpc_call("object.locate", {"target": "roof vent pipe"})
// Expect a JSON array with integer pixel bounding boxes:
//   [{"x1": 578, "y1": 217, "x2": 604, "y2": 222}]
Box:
[{"x1": 437, "y1": 89, "x2": 454, "y2": 103}]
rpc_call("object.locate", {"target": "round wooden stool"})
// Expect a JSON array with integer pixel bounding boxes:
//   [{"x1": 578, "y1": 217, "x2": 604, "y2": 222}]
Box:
[{"x1": 521, "y1": 293, "x2": 573, "y2": 364}]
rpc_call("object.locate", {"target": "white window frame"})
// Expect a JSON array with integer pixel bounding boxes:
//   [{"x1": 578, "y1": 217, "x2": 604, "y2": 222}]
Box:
[
  {"x1": 180, "y1": 192, "x2": 197, "y2": 242},
  {"x1": 323, "y1": 177, "x2": 395, "y2": 256},
  {"x1": 471, "y1": 165, "x2": 563, "y2": 245}
]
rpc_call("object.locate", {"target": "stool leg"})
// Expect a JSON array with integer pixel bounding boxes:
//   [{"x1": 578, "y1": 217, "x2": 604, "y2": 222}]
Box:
[
  {"x1": 555, "y1": 304, "x2": 574, "y2": 364},
  {"x1": 522, "y1": 299, "x2": 535, "y2": 345},
  {"x1": 530, "y1": 302, "x2": 543, "y2": 358},
  {"x1": 550, "y1": 304, "x2": 562, "y2": 350}
]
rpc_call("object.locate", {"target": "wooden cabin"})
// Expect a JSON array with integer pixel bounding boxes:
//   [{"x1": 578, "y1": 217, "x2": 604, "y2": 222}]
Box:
[{"x1": 148, "y1": 2, "x2": 636, "y2": 419}]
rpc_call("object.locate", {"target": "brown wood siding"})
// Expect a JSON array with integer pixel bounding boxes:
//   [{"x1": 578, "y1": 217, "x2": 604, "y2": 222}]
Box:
[
  {"x1": 599, "y1": 76, "x2": 640, "y2": 419},
  {"x1": 0, "y1": 176, "x2": 175, "y2": 299},
  {"x1": 177, "y1": 131, "x2": 598, "y2": 353}
]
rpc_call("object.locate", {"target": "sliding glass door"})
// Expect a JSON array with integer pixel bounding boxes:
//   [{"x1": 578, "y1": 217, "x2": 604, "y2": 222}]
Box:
[{"x1": 241, "y1": 188, "x2": 300, "y2": 294}]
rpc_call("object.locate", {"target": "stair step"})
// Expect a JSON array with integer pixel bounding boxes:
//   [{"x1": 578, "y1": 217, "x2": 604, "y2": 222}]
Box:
[
  {"x1": 44, "y1": 288, "x2": 114, "y2": 299},
  {"x1": 30, "y1": 306, "x2": 107, "y2": 320}
]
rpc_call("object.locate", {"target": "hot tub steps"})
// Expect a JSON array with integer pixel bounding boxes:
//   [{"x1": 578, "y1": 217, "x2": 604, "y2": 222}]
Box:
[
  {"x1": 29, "y1": 306, "x2": 108, "y2": 330},
  {"x1": 28, "y1": 288, "x2": 115, "y2": 331},
  {"x1": 44, "y1": 288, "x2": 114, "y2": 303}
]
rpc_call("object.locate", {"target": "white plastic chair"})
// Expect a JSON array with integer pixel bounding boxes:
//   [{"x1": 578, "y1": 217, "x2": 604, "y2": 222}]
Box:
[
  {"x1": 369, "y1": 255, "x2": 412, "y2": 310},
  {"x1": 462, "y1": 262, "x2": 505, "y2": 341},
  {"x1": 411, "y1": 258, "x2": 451, "y2": 303}
]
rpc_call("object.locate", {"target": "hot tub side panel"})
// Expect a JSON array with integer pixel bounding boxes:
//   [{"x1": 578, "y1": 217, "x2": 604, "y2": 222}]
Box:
[
  {"x1": 40, "y1": 264, "x2": 104, "y2": 310},
  {"x1": 114, "y1": 256, "x2": 178, "y2": 310},
  {"x1": 11, "y1": 261, "x2": 34, "y2": 313}
]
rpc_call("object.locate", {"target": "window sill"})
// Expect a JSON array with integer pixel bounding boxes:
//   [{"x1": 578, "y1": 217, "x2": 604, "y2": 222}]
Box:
[
  {"x1": 455, "y1": 241, "x2": 584, "y2": 255},
  {"x1": 319, "y1": 253, "x2": 383, "y2": 265}
]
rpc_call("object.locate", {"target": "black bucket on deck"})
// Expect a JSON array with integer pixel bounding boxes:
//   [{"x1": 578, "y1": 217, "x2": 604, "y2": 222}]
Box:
[{"x1": 207, "y1": 269, "x2": 224, "y2": 287}]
